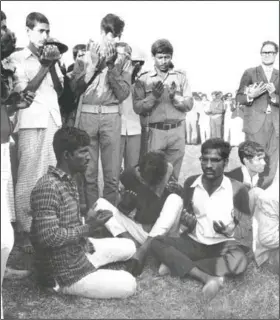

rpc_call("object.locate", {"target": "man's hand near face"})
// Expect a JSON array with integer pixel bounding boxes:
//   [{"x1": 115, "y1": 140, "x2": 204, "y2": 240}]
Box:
[{"x1": 40, "y1": 44, "x2": 61, "y2": 67}]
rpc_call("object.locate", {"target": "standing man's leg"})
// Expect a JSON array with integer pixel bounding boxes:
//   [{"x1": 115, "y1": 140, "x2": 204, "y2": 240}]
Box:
[
  {"x1": 119, "y1": 134, "x2": 126, "y2": 172},
  {"x1": 190, "y1": 119, "x2": 198, "y2": 144},
  {"x1": 16, "y1": 116, "x2": 58, "y2": 252},
  {"x1": 100, "y1": 113, "x2": 122, "y2": 206},
  {"x1": 165, "y1": 125, "x2": 185, "y2": 180},
  {"x1": 124, "y1": 135, "x2": 141, "y2": 169},
  {"x1": 79, "y1": 112, "x2": 100, "y2": 209},
  {"x1": 185, "y1": 119, "x2": 191, "y2": 144}
]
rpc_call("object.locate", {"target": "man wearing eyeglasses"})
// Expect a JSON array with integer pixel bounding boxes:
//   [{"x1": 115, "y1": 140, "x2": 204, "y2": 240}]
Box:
[
  {"x1": 150, "y1": 138, "x2": 251, "y2": 302},
  {"x1": 236, "y1": 41, "x2": 279, "y2": 190}
]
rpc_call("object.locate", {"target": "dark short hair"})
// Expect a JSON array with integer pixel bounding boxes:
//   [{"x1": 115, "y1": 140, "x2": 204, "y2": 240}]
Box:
[
  {"x1": 72, "y1": 44, "x2": 86, "y2": 60},
  {"x1": 260, "y1": 41, "x2": 279, "y2": 54},
  {"x1": 1, "y1": 10, "x2": 6, "y2": 21},
  {"x1": 201, "y1": 138, "x2": 231, "y2": 160},
  {"x1": 100, "y1": 13, "x2": 125, "y2": 38},
  {"x1": 53, "y1": 127, "x2": 90, "y2": 162},
  {"x1": 151, "y1": 39, "x2": 173, "y2": 56},
  {"x1": 26, "y1": 12, "x2": 49, "y2": 29},
  {"x1": 139, "y1": 151, "x2": 168, "y2": 187},
  {"x1": 238, "y1": 141, "x2": 265, "y2": 165}
]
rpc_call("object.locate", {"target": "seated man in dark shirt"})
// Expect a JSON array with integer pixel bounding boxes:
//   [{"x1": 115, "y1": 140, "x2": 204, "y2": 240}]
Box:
[
  {"x1": 94, "y1": 151, "x2": 184, "y2": 276},
  {"x1": 30, "y1": 127, "x2": 137, "y2": 299}
]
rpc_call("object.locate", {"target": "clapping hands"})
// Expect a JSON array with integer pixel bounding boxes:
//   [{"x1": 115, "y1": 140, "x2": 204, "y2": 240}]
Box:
[
  {"x1": 152, "y1": 80, "x2": 164, "y2": 99},
  {"x1": 180, "y1": 208, "x2": 197, "y2": 233}
]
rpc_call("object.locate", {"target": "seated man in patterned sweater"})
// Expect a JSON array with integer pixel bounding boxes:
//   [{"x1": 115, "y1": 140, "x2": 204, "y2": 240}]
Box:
[{"x1": 30, "y1": 127, "x2": 137, "y2": 299}]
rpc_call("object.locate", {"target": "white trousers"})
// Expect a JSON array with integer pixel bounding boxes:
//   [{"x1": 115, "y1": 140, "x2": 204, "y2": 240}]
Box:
[
  {"x1": 1, "y1": 143, "x2": 15, "y2": 320},
  {"x1": 60, "y1": 237, "x2": 137, "y2": 299},
  {"x1": 95, "y1": 194, "x2": 183, "y2": 245}
]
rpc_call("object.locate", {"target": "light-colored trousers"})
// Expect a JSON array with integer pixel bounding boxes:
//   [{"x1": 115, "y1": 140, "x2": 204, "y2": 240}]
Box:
[
  {"x1": 1, "y1": 143, "x2": 15, "y2": 319},
  {"x1": 15, "y1": 116, "x2": 59, "y2": 232},
  {"x1": 61, "y1": 237, "x2": 137, "y2": 299},
  {"x1": 147, "y1": 124, "x2": 185, "y2": 181},
  {"x1": 95, "y1": 195, "x2": 183, "y2": 245},
  {"x1": 120, "y1": 134, "x2": 141, "y2": 171}
]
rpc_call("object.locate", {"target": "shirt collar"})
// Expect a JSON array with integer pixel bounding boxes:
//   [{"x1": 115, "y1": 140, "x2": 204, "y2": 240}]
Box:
[
  {"x1": 48, "y1": 165, "x2": 73, "y2": 182},
  {"x1": 149, "y1": 66, "x2": 175, "y2": 77},
  {"x1": 262, "y1": 64, "x2": 273, "y2": 72},
  {"x1": 241, "y1": 164, "x2": 259, "y2": 188},
  {"x1": 22, "y1": 47, "x2": 35, "y2": 59},
  {"x1": 190, "y1": 174, "x2": 229, "y2": 191}
]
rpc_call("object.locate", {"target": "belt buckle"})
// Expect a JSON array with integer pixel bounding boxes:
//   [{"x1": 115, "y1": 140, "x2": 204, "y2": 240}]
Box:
[
  {"x1": 98, "y1": 105, "x2": 102, "y2": 113},
  {"x1": 164, "y1": 123, "x2": 171, "y2": 130}
]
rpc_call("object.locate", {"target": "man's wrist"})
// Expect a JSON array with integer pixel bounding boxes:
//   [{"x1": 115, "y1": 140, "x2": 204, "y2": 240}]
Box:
[{"x1": 269, "y1": 92, "x2": 277, "y2": 102}]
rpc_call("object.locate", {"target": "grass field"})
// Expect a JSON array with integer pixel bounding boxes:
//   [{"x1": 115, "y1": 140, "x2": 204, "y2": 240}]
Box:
[{"x1": 3, "y1": 145, "x2": 279, "y2": 319}]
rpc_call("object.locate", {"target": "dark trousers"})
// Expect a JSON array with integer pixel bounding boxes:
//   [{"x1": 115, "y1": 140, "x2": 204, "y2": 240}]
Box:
[
  {"x1": 151, "y1": 233, "x2": 248, "y2": 277},
  {"x1": 245, "y1": 113, "x2": 279, "y2": 189}
]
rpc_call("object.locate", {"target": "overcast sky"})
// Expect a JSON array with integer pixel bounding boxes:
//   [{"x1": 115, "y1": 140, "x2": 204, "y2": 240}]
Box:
[{"x1": 2, "y1": 1, "x2": 279, "y2": 96}]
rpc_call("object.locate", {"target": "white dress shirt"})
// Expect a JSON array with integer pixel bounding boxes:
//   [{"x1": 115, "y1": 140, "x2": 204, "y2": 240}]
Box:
[
  {"x1": 11, "y1": 47, "x2": 63, "y2": 131},
  {"x1": 188, "y1": 175, "x2": 235, "y2": 245}
]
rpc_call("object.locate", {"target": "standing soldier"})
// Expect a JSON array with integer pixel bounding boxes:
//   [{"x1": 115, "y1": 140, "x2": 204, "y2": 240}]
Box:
[
  {"x1": 70, "y1": 13, "x2": 131, "y2": 209},
  {"x1": 133, "y1": 39, "x2": 193, "y2": 180}
]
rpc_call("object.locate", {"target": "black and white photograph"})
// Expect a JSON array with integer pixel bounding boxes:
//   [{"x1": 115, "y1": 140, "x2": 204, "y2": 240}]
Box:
[{"x1": 1, "y1": 0, "x2": 279, "y2": 318}]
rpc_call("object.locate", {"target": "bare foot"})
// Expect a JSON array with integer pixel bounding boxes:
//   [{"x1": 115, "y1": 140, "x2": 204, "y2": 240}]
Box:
[
  {"x1": 158, "y1": 263, "x2": 171, "y2": 276},
  {"x1": 202, "y1": 277, "x2": 224, "y2": 302}
]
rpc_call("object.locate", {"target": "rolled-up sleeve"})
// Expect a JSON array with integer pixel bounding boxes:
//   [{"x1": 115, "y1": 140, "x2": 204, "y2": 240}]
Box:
[
  {"x1": 107, "y1": 65, "x2": 130, "y2": 103},
  {"x1": 172, "y1": 72, "x2": 193, "y2": 112},
  {"x1": 30, "y1": 182, "x2": 90, "y2": 248},
  {"x1": 132, "y1": 79, "x2": 158, "y2": 115}
]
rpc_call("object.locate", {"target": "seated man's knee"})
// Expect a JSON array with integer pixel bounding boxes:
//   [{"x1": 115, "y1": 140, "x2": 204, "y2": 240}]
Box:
[
  {"x1": 228, "y1": 249, "x2": 248, "y2": 275},
  {"x1": 122, "y1": 239, "x2": 137, "y2": 258},
  {"x1": 119, "y1": 271, "x2": 137, "y2": 298}
]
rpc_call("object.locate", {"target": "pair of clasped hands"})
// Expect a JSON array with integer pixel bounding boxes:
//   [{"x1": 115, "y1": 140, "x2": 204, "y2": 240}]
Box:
[
  {"x1": 247, "y1": 81, "x2": 276, "y2": 99},
  {"x1": 151, "y1": 80, "x2": 177, "y2": 100},
  {"x1": 5, "y1": 43, "x2": 61, "y2": 112},
  {"x1": 85, "y1": 203, "x2": 113, "y2": 234},
  {"x1": 180, "y1": 209, "x2": 236, "y2": 238}
]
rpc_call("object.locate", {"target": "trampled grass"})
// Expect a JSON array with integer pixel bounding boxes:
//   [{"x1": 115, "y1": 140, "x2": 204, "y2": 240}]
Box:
[{"x1": 3, "y1": 145, "x2": 279, "y2": 319}]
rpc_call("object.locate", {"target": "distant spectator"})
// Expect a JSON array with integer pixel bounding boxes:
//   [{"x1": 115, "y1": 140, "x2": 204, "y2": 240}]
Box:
[
  {"x1": 67, "y1": 44, "x2": 86, "y2": 73},
  {"x1": 185, "y1": 93, "x2": 199, "y2": 144},
  {"x1": 209, "y1": 91, "x2": 225, "y2": 139},
  {"x1": 198, "y1": 93, "x2": 211, "y2": 143}
]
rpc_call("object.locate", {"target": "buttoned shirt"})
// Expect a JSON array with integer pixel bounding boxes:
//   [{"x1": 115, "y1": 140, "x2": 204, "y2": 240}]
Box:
[
  {"x1": 121, "y1": 90, "x2": 141, "y2": 136},
  {"x1": 133, "y1": 67, "x2": 193, "y2": 125},
  {"x1": 262, "y1": 64, "x2": 274, "y2": 82},
  {"x1": 209, "y1": 98, "x2": 225, "y2": 119},
  {"x1": 30, "y1": 166, "x2": 95, "y2": 287},
  {"x1": 10, "y1": 47, "x2": 63, "y2": 130},
  {"x1": 241, "y1": 164, "x2": 259, "y2": 189},
  {"x1": 188, "y1": 175, "x2": 236, "y2": 245}
]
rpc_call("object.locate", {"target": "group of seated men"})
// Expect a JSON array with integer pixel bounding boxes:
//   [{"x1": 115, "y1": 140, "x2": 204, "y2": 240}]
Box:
[{"x1": 28, "y1": 127, "x2": 279, "y2": 302}]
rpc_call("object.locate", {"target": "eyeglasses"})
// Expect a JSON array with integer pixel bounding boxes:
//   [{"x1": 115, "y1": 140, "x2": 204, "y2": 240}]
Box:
[
  {"x1": 199, "y1": 156, "x2": 223, "y2": 164},
  {"x1": 261, "y1": 51, "x2": 277, "y2": 56}
]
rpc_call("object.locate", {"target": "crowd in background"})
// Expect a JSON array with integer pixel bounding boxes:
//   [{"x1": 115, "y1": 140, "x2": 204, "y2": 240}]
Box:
[{"x1": 1, "y1": 9, "x2": 279, "y2": 319}]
